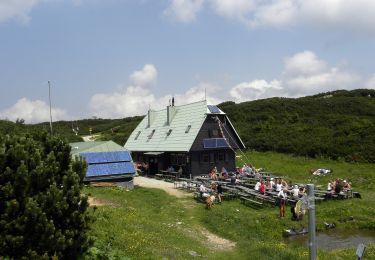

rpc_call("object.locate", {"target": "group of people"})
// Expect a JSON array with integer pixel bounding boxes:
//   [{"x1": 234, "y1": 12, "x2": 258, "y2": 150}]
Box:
[
  {"x1": 327, "y1": 178, "x2": 351, "y2": 194},
  {"x1": 199, "y1": 182, "x2": 223, "y2": 204},
  {"x1": 208, "y1": 166, "x2": 230, "y2": 180}
]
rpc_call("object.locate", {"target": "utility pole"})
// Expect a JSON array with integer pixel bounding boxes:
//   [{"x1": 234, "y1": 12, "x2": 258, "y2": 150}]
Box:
[
  {"x1": 48, "y1": 81, "x2": 53, "y2": 135},
  {"x1": 307, "y1": 184, "x2": 317, "y2": 260}
]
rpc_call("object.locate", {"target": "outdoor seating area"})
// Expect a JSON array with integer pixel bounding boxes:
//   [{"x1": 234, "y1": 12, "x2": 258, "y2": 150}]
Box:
[{"x1": 168, "y1": 170, "x2": 362, "y2": 210}]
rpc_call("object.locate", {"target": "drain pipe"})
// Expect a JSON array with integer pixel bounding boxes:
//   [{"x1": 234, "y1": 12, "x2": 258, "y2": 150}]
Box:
[{"x1": 307, "y1": 184, "x2": 317, "y2": 260}]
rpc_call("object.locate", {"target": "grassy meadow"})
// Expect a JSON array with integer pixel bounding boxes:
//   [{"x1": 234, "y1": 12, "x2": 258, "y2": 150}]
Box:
[{"x1": 83, "y1": 151, "x2": 375, "y2": 259}]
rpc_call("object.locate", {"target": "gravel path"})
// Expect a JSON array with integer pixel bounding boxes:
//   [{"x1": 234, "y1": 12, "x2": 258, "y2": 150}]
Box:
[{"x1": 133, "y1": 176, "x2": 192, "y2": 198}]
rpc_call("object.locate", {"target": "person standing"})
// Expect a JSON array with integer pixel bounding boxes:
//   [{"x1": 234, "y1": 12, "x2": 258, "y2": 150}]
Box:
[
  {"x1": 217, "y1": 183, "x2": 223, "y2": 203},
  {"x1": 278, "y1": 188, "x2": 288, "y2": 218}
]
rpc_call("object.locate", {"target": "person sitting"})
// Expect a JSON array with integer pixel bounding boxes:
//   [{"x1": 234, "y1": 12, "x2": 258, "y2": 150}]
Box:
[
  {"x1": 167, "y1": 166, "x2": 175, "y2": 173},
  {"x1": 334, "y1": 178, "x2": 343, "y2": 194},
  {"x1": 221, "y1": 167, "x2": 228, "y2": 179},
  {"x1": 269, "y1": 178, "x2": 275, "y2": 190},
  {"x1": 259, "y1": 181, "x2": 265, "y2": 195},
  {"x1": 254, "y1": 179, "x2": 261, "y2": 191},
  {"x1": 343, "y1": 180, "x2": 351, "y2": 191},
  {"x1": 199, "y1": 184, "x2": 209, "y2": 198}
]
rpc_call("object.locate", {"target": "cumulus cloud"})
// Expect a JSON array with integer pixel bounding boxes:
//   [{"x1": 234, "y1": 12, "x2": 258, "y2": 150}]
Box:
[
  {"x1": 230, "y1": 80, "x2": 282, "y2": 102},
  {"x1": 164, "y1": 0, "x2": 204, "y2": 23},
  {"x1": 166, "y1": 0, "x2": 375, "y2": 33},
  {"x1": 0, "y1": 98, "x2": 69, "y2": 123},
  {"x1": 129, "y1": 64, "x2": 157, "y2": 87},
  {"x1": 230, "y1": 51, "x2": 359, "y2": 102},
  {"x1": 282, "y1": 51, "x2": 359, "y2": 96},
  {"x1": 0, "y1": 0, "x2": 41, "y2": 24},
  {"x1": 89, "y1": 64, "x2": 223, "y2": 118}
]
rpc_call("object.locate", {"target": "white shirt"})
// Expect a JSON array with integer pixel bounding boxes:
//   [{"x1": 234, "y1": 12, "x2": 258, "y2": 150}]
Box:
[
  {"x1": 254, "y1": 182, "x2": 261, "y2": 191},
  {"x1": 278, "y1": 190, "x2": 288, "y2": 200},
  {"x1": 292, "y1": 188, "x2": 299, "y2": 198},
  {"x1": 199, "y1": 184, "x2": 207, "y2": 193},
  {"x1": 276, "y1": 183, "x2": 283, "y2": 192}
]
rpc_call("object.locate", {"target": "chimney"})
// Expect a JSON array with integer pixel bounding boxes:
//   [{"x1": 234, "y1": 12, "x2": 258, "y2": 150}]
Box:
[
  {"x1": 167, "y1": 105, "x2": 176, "y2": 125},
  {"x1": 147, "y1": 109, "x2": 155, "y2": 128}
]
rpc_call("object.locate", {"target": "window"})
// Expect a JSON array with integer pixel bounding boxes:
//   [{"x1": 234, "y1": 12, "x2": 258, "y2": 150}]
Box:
[
  {"x1": 209, "y1": 129, "x2": 221, "y2": 138},
  {"x1": 134, "y1": 131, "x2": 141, "y2": 140},
  {"x1": 148, "y1": 129, "x2": 155, "y2": 139},
  {"x1": 202, "y1": 153, "x2": 209, "y2": 163},
  {"x1": 185, "y1": 125, "x2": 191, "y2": 133}
]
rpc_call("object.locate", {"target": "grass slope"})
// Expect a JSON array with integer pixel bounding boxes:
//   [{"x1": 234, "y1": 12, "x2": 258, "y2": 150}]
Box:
[{"x1": 83, "y1": 151, "x2": 375, "y2": 259}]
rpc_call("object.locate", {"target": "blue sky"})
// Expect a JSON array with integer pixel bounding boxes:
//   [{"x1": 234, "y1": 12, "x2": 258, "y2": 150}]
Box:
[{"x1": 1, "y1": 0, "x2": 375, "y2": 123}]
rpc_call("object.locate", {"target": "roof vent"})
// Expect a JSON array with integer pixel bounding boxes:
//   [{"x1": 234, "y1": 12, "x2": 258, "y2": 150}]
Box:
[
  {"x1": 185, "y1": 125, "x2": 191, "y2": 133},
  {"x1": 166, "y1": 129, "x2": 172, "y2": 136}
]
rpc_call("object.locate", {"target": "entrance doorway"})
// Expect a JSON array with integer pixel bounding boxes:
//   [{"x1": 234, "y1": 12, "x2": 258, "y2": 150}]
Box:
[{"x1": 148, "y1": 157, "x2": 158, "y2": 175}]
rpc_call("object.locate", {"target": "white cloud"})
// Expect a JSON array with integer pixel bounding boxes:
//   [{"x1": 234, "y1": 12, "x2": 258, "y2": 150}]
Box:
[
  {"x1": 209, "y1": 0, "x2": 254, "y2": 19},
  {"x1": 230, "y1": 51, "x2": 359, "y2": 103},
  {"x1": 164, "y1": 0, "x2": 204, "y2": 23},
  {"x1": 129, "y1": 64, "x2": 157, "y2": 87},
  {"x1": 0, "y1": 98, "x2": 69, "y2": 123},
  {"x1": 89, "y1": 64, "x2": 224, "y2": 118},
  {"x1": 0, "y1": 0, "x2": 41, "y2": 24},
  {"x1": 167, "y1": 0, "x2": 375, "y2": 34},
  {"x1": 365, "y1": 74, "x2": 375, "y2": 89},
  {"x1": 282, "y1": 51, "x2": 359, "y2": 95},
  {"x1": 230, "y1": 80, "x2": 282, "y2": 102}
]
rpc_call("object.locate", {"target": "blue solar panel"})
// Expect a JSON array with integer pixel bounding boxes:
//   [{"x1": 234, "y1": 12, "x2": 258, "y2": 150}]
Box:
[
  {"x1": 203, "y1": 138, "x2": 229, "y2": 148},
  {"x1": 203, "y1": 138, "x2": 216, "y2": 148},
  {"x1": 207, "y1": 105, "x2": 221, "y2": 114},
  {"x1": 216, "y1": 138, "x2": 228, "y2": 147},
  {"x1": 81, "y1": 151, "x2": 132, "y2": 164},
  {"x1": 86, "y1": 162, "x2": 136, "y2": 177}
]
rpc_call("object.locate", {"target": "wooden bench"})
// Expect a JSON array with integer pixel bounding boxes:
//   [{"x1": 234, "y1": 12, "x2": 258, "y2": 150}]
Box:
[{"x1": 240, "y1": 196, "x2": 263, "y2": 207}]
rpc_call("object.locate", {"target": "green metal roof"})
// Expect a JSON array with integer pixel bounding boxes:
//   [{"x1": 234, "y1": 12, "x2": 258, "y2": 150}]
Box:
[
  {"x1": 70, "y1": 140, "x2": 127, "y2": 157},
  {"x1": 124, "y1": 100, "x2": 208, "y2": 152}
]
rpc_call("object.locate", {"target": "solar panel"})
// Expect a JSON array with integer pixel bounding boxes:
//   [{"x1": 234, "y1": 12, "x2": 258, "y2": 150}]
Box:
[
  {"x1": 207, "y1": 105, "x2": 221, "y2": 114},
  {"x1": 216, "y1": 138, "x2": 229, "y2": 147},
  {"x1": 203, "y1": 138, "x2": 216, "y2": 148},
  {"x1": 86, "y1": 162, "x2": 136, "y2": 177},
  {"x1": 203, "y1": 138, "x2": 229, "y2": 148},
  {"x1": 81, "y1": 151, "x2": 132, "y2": 164}
]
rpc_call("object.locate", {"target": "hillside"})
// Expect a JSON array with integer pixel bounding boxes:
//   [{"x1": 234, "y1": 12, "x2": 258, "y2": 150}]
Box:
[
  {"x1": 219, "y1": 89, "x2": 375, "y2": 162},
  {"x1": 1, "y1": 89, "x2": 374, "y2": 162}
]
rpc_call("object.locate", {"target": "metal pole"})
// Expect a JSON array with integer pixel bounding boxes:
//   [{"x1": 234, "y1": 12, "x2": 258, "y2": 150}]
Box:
[
  {"x1": 307, "y1": 184, "x2": 317, "y2": 260},
  {"x1": 48, "y1": 81, "x2": 53, "y2": 134}
]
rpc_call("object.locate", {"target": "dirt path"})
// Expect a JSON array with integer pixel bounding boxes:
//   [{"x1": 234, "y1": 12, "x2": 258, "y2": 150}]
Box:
[
  {"x1": 133, "y1": 176, "x2": 192, "y2": 198},
  {"x1": 133, "y1": 176, "x2": 236, "y2": 251}
]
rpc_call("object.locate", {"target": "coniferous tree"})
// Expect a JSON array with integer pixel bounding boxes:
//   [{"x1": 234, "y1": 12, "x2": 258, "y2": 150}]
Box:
[{"x1": 0, "y1": 133, "x2": 92, "y2": 259}]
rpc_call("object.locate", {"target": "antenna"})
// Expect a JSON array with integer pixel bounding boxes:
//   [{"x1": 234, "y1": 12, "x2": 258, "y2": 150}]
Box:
[{"x1": 48, "y1": 81, "x2": 53, "y2": 134}]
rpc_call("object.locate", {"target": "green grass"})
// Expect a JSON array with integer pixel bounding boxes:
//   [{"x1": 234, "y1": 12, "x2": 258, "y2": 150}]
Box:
[{"x1": 83, "y1": 151, "x2": 375, "y2": 259}]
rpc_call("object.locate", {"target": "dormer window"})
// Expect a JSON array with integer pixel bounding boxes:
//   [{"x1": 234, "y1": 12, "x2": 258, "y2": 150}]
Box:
[
  {"x1": 167, "y1": 129, "x2": 172, "y2": 136},
  {"x1": 148, "y1": 129, "x2": 155, "y2": 139},
  {"x1": 185, "y1": 125, "x2": 191, "y2": 133},
  {"x1": 134, "y1": 131, "x2": 141, "y2": 140}
]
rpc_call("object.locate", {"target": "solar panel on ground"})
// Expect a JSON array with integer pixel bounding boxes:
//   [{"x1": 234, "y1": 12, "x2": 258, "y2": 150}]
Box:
[
  {"x1": 207, "y1": 105, "x2": 221, "y2": 114},
  {"x1": 86, "y1": 162, "x2": 135, "y2": 177},
  {"x1": 203, "y1": 138, "x2": 229, "y2": 148},
  {"x1": 81, "y1": 151, "x2": 132, "y2": 164}
]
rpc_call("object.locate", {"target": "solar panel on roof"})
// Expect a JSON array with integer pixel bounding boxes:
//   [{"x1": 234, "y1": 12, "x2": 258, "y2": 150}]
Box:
[
  {"x1": 203, "y1": 138, "x2": 229, "y2": 148},
  {"x1": 86, "y1": 162, "x2": 135, "y2": 177},
  {"x1": 81, "y1": 151, "x2": 132, "y2": 164},
  {"x1": 207, "y1": 105, "x2": 221, "y2": 114}
]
